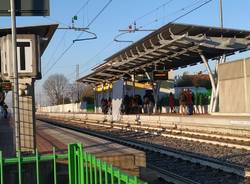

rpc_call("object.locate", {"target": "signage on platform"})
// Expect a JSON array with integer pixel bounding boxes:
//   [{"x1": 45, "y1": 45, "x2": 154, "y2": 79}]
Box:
[{"x1": 153, "y1": 71, "x2": 168, "y2": 81}]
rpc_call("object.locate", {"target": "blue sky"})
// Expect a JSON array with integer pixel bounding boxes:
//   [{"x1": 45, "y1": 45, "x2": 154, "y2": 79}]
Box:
[{"x1": 1, "y1": 0, "x2": 250, "y2": 92}]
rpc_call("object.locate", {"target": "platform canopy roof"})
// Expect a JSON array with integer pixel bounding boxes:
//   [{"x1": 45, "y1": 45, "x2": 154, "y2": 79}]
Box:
[
  {"x1": 0, "y1": 24, "x2": 58, "y2": 55},
  {"x1": 77, "y1": 23, "x2": 250, "y2": 85}
]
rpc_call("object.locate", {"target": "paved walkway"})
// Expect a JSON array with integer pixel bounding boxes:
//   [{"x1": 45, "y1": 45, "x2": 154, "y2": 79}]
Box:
[{"x1": 0, "y1": 118, "x2": 15, "y2": 157}]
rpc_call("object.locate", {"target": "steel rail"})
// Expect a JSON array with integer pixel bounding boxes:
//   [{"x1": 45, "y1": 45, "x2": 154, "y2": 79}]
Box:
[
  {"x1": 147, "y1": 164, "x2": 201, "y2": 184},
  {"x1": 46, "y1": 115, "x2": 250, "y2": 149}
]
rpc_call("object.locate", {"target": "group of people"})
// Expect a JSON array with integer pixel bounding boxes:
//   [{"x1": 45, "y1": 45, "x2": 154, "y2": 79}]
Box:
[
  {"x1": 101, "y1": 89, "x2": 209, "y2": 115},
  {"x1": 121, "y1": 94, "x2": 142, "y2": 114},
  {"x1": 121, "y1": 91, "x2": 155, "y2": 115},
  {"x1": 178, "y1": 89, "x2": 194, "y2": 115},
  {"x1": 165, "y1": 89, "x2": 209, "y2": 115},
  {"x1": 100, "y1": 97, "x2": 112, "y2": 114}
]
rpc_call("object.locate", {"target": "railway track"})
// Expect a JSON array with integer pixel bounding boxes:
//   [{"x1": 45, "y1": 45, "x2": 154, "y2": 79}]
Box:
[
  {"x1": 37, "y1": 117, "x2": 250, "y2": 184},
  {"x1": 42, "y1": 115, "x2": 250, "y2": 149},
  {"x1": 40, "y1": 116, "x2": 250, "y2": 166}
]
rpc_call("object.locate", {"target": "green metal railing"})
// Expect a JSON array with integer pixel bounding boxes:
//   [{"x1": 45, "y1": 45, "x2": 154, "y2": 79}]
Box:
[{"x1": 0, "y1": 143, "x2": 146, "y2": 184}]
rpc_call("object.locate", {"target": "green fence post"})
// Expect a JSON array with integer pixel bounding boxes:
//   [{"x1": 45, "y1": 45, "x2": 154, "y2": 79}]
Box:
[
  {"x1": 104, "y1": 162, "x2": 108, "y2": 184},
  {"x1": 0, "y1": 151, "x2": 3, "y2": 184},
  {"x1": 110, "y1": 165, "x2": 114, "y2": 184},
  {"x1": 98, "y1": 160, "x2": 102, "y2": 184},
  {"x1": 84, "y1": 152, "x2": 89, "y2": 184},
  {"x1": 17, "y1": 151, "x2": 22, "y2": 184},
  {"x1": 89, "y1": 155, "x2": 93, "y2": 184},
  {"x1": 53, "y1": 148, "x2": 57, "y2": 184},
  {"x1": 93, "y1": 156, "x2": 97, "y2": 184},
  {"x1": 125, "y1": 175, "x2": 129, "y2": 184},
  {"x1": 68, "y1": 143, "x2": 85, "y2": 184},
  {"x1": 68, "y1": 144, "x2": 76, "y2": 184},
  {"x1": 74, "y1": 146, "x2": 77, "y2": 183},
  {"x1": 78, "y1": 144, "x2": 84, "y2": 184},
  {"x1": 117, "y1": 170, "x2": 121, "y2": 184},
  {"x1": 134, "y1": 176, "x2": 138, "y2": 184},
  {"x1": 35, "y1": 149, "x2": 40, "y2": 184}
]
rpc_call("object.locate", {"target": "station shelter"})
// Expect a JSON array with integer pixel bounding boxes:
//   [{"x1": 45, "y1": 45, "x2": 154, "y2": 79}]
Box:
[{"x1": 77, "y1": 23, "x2": 250, "y2": 121}]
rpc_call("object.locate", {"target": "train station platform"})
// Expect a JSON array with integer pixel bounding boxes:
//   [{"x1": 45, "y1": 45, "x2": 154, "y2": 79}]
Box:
[
  {"x1": 0, "y1": 118, "x2": 14, "y2": 157},
  {"x1": 36, "y1": 120, "x2": 146, "y2": 176},
  {"x1": 37, "y1": 112, "x2": 250, "y2": 137}
]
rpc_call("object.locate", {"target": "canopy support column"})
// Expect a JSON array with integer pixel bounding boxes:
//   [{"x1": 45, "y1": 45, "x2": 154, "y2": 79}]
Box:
[
  {"x1": 212, "y1": 55, "x2": 226, "y2": 112},
  {"x1": 200, "y1": 54, "x2": 216, "y2": 113},
  {"x1": 153, "y1": 82, "x2": 160, "y2": 114},
  {"x1": 94, "y1": 86, "x2": 97, "y2": 113},
  {"x1": 132, "y1": 74, "x2": 135, "y2": 97}
]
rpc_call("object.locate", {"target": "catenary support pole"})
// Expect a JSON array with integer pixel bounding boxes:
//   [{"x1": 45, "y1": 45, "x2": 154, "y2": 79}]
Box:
[
  {"x1": 10, "y1": 0, "x2": 21, "y2": 153},
  {"x1": 219, "y1": 0, "x2": 223, "y2": 29},
  {"x1": 76, "y1": 64, "x2": 80, "y2": 102}
]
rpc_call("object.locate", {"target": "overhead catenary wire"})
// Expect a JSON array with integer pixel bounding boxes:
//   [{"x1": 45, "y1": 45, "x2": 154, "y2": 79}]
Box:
[
  {"x1": 134, "y1": 0, "x2": 175, "y2": 22},
  {"x1": 42, "y1": 0, "x2": 92, "y2": 75},
  {"x1": 139, "y1": 0, "x2": 212, "y2": 29},
  {"x1": 43, "y1": 0, "x2": 113, "y2": 77},
  {"x1": 114, "y1": 0, "x2": 213, "y2": 43},
  {"x1": 44, "y1": 0, "x2": 93, "y2": 73},
  {"x1": 42, "y1": 30, "x2": 69, "y2": 72},
  {"x1": 74, "y1": 0, "x2": 113, "y2": 42}
]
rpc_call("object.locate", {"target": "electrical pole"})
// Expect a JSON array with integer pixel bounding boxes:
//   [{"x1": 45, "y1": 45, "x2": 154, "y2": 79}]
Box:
[
  {"x1": 219, "y1": 0, "x2": 223, "y2": 29},
  {"x1": 76, "y1": 64, "x2": 80, "y2": 102},
  {"x1": 10, "y1": 0, "x2": 21, "y2": 152}
]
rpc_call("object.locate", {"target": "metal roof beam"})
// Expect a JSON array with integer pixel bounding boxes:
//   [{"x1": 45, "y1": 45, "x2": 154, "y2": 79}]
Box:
[
  {"x1": 141, "y1": 55, "x2": 154, "y2": 59},
  {"x1": 106, "y1": 68, "x2": 127, "y2": 73},
  {"x1": 148, "y1": 52, "x2": 162, "y2": 56},
  {"x1": 79, "y1": 79, "x2": 97, "y2": 83},
  {"x1": 127, "y1": 45, "x2": 200, "y2": 73},
  {"x1": 96, "y1": 72, "x2": 114, "y2": 77},
  {"x1": 110, "y1": 34, "x2": 187, "y2": 67},
  {"x1": 88, "y1": 77, "x2": 105, "y2": 82},
  {"x1": 177, "y1": 35, "x2": 250, "y2": 50}
]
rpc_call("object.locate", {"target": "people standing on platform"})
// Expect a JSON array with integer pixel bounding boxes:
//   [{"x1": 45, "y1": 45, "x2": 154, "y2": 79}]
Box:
[
  {"x1": 136, "y1": 95, "x2": 143, "y2": 114},
  {"x1": 131, "y1": 96, "x2": 138, "y2": 114},
  {"x1": 107, "y1": 97, "x2": 112, "y2": 114},
  {"x1": 143, "y1": 93, "x2": 150, "y2": 114},
  {"x1": 187, "y1": 89, "x2": 194, "y2": 115},
  {"x1": 193, "y1": 92, "x2": 199, "y2": 114},
  {"x1": 101, "y1": 98, "x2": 108, "y2": 114},
  {"x1": 122, "y1": 95, "x2": 130, "y2": 114},
  {"x1": 143, "y1": 91, "x2": 155, "y2": 114},
  {"x1": 179, "y1": 89, "x2": 187, "y2": 115},
  {"x1": 169, "y1": 92, "x2": 175, "y2": 113},
  {"x1": 148, "y1": 92, "x2": 155, "y2": 114}
]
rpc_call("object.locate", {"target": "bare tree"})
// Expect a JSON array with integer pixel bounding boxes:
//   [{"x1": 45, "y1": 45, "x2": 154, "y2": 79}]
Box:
[
  {"x1": 43, "y1": 74, "x2": 69, "y2": 105},
  {"x1": 80, "y1": 84, "x2": 94, "y2": 99},
  {"x1": 69, "y1": 83, "x2": 94, "y2": 103}
]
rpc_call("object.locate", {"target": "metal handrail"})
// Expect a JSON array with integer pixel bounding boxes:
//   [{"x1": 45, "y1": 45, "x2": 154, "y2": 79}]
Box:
[{"x1": 0, "y1": 143, "x2": 147, "y2": 184}]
